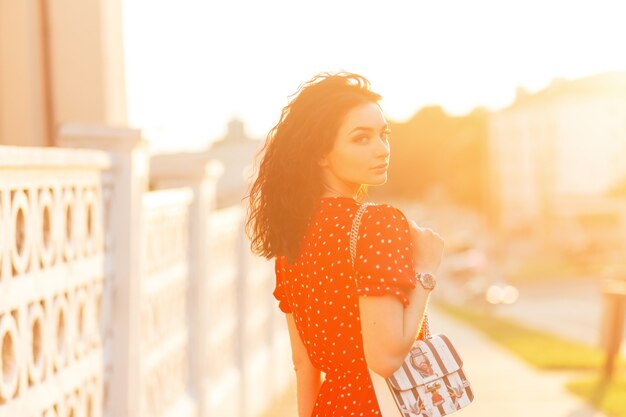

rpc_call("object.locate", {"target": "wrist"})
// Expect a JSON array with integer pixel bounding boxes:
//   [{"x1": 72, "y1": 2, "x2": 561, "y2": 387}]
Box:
[
  {"x1": 414, "y1": 264, "x2": 438, "y2": 274},
  {"x1": 415, "y1": 271, "x2": 436, "y2": 290}
]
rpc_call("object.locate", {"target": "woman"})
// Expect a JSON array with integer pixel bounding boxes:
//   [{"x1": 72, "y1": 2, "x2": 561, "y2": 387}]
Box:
[{"x1": 246, "y1": 71, "x2": 444, "y2": 417}]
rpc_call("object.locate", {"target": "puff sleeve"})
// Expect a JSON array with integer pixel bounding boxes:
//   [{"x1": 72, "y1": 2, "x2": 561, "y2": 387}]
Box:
[
  {"x1": 272, "y1": 255, "x2": 292, "y2": 313},
  {"x1": 353, "y1": 204, "x2": 417, "y2": 307}
]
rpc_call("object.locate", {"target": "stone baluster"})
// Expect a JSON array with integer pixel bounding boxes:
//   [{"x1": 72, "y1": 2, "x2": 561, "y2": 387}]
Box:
[
  {"x1": 57, "y1": 123, "x2": 149, "y2": 417},
  {"x1": 149, "y1": 152, "x2": 224, "y2": 417}
]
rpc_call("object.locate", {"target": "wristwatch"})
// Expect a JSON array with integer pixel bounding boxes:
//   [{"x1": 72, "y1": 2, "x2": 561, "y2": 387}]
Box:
[{"x1": 416, "y1": 271, "x2": 436, "y2": 290}]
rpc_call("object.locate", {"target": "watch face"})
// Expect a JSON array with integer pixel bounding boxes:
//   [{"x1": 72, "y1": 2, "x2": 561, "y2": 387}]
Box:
[{"x1": 420, "y1": 272, "x2": 436, "y2": 289}]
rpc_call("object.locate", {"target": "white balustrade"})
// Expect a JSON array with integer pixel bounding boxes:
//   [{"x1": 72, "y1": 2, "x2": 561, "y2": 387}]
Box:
[
  {"x1": 141, "y1": 189, "x2": 195, "y2": 417},
  {"x1": 0, "y1": 145, "x2": 110, "y2": 417},
  {"x1": 0, "y1": 139, "x2": 293, "y2": 417}
]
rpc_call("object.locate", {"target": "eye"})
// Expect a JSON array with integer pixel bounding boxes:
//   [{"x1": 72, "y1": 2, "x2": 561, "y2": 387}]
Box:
[
  {"x1": 381, "y1": 129, "x2": 392, "y2": 140},
  {"x1": 354, "y1": 135, "x2": 370, "y2": 143}
]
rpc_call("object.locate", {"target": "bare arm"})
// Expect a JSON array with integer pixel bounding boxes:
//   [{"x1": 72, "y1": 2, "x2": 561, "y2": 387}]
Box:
[
  {"x1": 359, "y1": 286, "x2": 432, "y2": 377},
  {"x1": 360, "y1": 219, "x2": 443, "y2": 378},
  {"x1": 285, "y1": 313, "x2": 321, "y2": 417}
]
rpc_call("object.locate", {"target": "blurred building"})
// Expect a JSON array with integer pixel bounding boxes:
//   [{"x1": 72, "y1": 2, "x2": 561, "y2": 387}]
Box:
[
  {"x1": 206, "y1": 119, "x2": 264, "y2": 208},
  {"x1": 488, "y1": 72, "x2": 626, "y2": 254}
]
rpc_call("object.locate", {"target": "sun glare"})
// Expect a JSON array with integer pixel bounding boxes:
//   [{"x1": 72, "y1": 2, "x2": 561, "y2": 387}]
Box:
[{"x1": 122, "y1": 0, "x2": 626, "y2": 151}]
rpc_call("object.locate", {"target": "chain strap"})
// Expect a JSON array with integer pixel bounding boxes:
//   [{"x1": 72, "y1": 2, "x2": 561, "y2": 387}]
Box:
[
  {"x1": 349, "y1": 202, "x2": 376, "y2": 269},
  {"x1": 349, "y1": 203, "x2": 430, "y2": 339}
]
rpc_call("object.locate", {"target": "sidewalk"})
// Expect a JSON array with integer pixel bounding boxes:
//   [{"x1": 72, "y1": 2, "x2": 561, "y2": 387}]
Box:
[
  {"x1": 428, "y1": 305, "x2": 605, "y2": 417},
  {"x1": 264, "y1": 305, "x2": 606, "y2": 417}
]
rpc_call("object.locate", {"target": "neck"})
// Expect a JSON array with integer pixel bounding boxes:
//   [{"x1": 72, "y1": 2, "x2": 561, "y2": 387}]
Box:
[
  {"x1": 320, "y1": 184, "x2": 358, "y2": 199},
  {"x1": 319, "y1": 168, "x2": 361, "y2": 198}
]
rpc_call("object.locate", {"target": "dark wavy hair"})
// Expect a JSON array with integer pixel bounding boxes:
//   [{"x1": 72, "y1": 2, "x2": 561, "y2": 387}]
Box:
[{"x1": 244, "y1": 71, "x2": 383, "y2": 264}]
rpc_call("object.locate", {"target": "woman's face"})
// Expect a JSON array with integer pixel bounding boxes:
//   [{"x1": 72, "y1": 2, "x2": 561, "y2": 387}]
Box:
[{"x1": 319, "y1": 102, "x2": 391, "y2": 196}]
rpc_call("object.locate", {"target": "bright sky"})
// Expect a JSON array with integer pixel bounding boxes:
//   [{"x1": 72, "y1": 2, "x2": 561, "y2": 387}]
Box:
[{"x1": 122, "y1": 0, "x2": 626, "y2": 152}]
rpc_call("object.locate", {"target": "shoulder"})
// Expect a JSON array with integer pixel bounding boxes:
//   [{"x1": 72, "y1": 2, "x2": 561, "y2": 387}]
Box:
[
  {"x1": 356, "y1": 203, "x2": 412, "y2": 244},
  {"x1": 359, "y1": 203, "x2": 410, "y2": 226}
]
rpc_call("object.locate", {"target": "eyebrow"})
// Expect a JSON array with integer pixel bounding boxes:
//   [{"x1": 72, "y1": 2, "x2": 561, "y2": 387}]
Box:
[{"x1": 348, "y1": 125, "x2": 390, "y2": 135}]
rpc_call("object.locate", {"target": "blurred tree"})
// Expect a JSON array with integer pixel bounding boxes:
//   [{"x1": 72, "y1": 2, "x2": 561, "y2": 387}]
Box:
[
  {"x1": 373, "y1": 106, "x2": 489, "y2": 214},
  {"x1": 607, "y1": 177, "x2": 626, "y2": 197}
]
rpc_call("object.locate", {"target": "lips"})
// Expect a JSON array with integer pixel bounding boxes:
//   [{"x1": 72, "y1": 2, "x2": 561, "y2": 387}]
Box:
[{"x1": 372, "y1": 163, "x2": 388, "y2": 170}]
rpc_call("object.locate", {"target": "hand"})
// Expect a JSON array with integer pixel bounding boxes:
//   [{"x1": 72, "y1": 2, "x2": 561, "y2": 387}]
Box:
[{"x1": 406, "y1": 219, "x2": 445, "y2": 273}]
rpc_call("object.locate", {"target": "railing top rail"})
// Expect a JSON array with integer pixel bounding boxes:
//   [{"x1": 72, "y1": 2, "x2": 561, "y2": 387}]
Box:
[
  {"x1": 0, "y1": 145, "x2": 112, "y2": 170},
  {"x1": 143, "y1": 187, "x2": 194, "y2": 209}
]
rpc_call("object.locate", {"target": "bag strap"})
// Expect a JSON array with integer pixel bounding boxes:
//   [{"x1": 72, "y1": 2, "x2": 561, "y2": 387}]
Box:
[
  {"x1": 349, "y1": 202, "x2": 376, "y2": 269},
  {"x1": 349, "y1": 202, "x2": 431, "y2": 339}
]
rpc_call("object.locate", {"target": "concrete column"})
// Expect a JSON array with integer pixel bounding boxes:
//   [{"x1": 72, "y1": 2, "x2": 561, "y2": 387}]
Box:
[
  {"x1": 57, "y1": 123, "x2": 149, "y2": 417},
  {"x1": 47, "y1": 0, "x2": 128, "y2": 129},
  {"x1": 0, "y1": 0, "x2": 50, "y2": 146}
]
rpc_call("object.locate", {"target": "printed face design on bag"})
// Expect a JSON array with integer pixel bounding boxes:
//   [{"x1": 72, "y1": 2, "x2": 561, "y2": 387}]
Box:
[{"x1": 410, "y1": 347, "x2": 435, "y2": 378}]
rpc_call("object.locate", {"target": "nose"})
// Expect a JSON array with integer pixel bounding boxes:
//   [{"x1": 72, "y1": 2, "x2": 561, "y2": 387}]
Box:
[{"x1": 376, "y1": 136, "x2": 390, "y2": 161}]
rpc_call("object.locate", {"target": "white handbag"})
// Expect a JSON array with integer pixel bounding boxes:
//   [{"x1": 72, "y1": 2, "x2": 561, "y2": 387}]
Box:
[{"x1": 350, "y1": 202, "x2": 474, "y2": 417}]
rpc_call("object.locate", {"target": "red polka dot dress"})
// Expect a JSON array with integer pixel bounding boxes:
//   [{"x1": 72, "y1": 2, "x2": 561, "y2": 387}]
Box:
[{"x1": 273, "y1": 196, "x2": 419, "y2": 417}]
